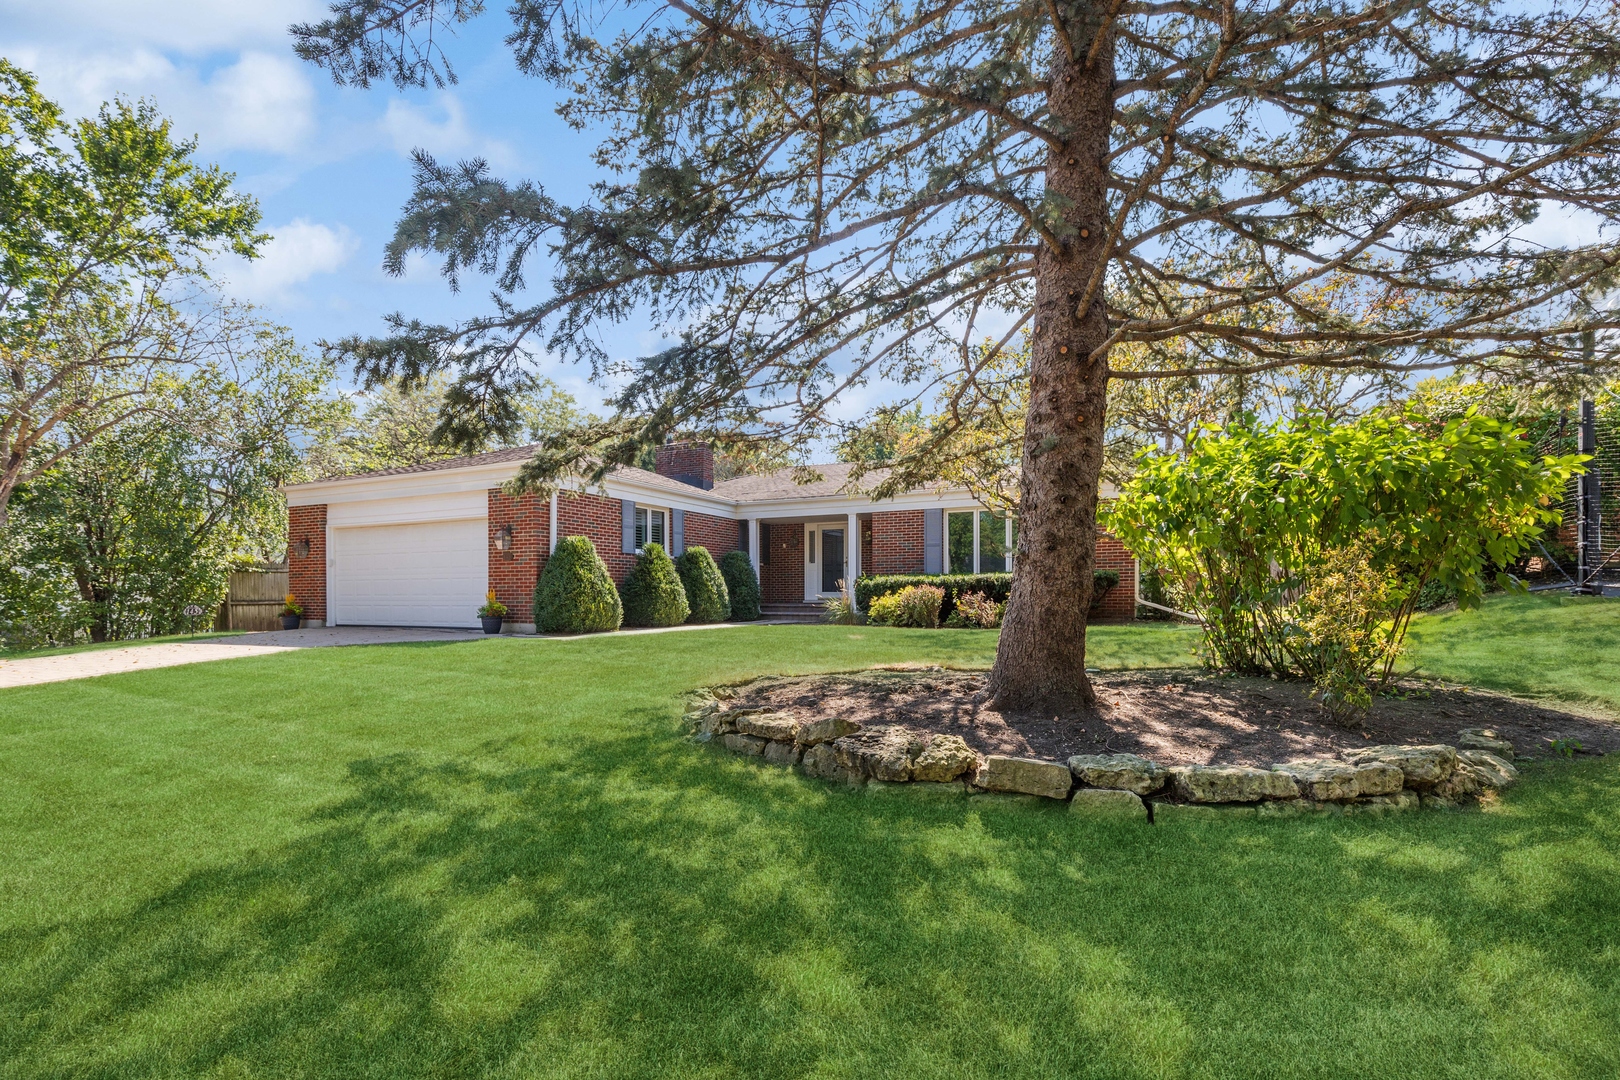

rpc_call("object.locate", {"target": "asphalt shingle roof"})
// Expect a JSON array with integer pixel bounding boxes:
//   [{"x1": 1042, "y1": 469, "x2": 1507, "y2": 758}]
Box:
[{"x1": 294, "y1": 445, "x2": 894, "y2": 503}]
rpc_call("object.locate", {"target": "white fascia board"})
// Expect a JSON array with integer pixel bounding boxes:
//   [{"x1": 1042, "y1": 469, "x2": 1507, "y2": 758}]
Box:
[
  {"x1": 594, "y1": 474, "x2": 736, "y2": 517},
  {"x1": 284, "y1": 461, "x2": 522, "y2": 507}
]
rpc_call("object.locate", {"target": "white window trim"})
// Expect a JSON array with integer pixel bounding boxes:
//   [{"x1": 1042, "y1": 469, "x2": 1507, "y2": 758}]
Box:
[{"x1": 634, "y1": 504, "x2": 669, "y2": 553}]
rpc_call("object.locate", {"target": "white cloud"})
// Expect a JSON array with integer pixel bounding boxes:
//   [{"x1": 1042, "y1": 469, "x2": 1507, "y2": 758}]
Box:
[
  {"x1": 0, "y1": 0, "x2": 322, "y2": 54},
  {"x1": 207, "y1": 52, "x2": 317, "y2": 153},
  {"x1": 382, "y1": 94, "x2": 516, "y2": 168},
  {"x1": 219, "y1": 219, "x2": 360, "y2": 303},
  {"x1": 10, "y1": 46, "x2": 318, "y2": 155}
]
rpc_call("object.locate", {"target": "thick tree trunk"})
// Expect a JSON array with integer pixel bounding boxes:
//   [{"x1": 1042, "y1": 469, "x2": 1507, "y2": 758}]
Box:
[{"x1": 987, "y1": 24, "x2": 1114, "y2": 712}]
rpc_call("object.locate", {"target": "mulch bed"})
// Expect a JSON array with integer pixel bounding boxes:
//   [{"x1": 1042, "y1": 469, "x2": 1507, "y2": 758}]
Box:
[{"x1": 726, "y1": 667, "x2": 1619, "y2": 766}]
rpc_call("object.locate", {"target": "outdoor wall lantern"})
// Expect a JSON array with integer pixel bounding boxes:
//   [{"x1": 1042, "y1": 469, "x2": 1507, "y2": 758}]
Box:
[
  {"x1": 294, "y1": 537, "x2": 311, "y2": 558},
  {"x1": 495, "y1": 524, "x2": 515, "y2": 552}
]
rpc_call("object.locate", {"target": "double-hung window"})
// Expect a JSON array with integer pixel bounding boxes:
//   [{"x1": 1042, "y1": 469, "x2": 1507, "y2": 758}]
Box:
[
  {"x1": 634, "y1": 506, "x2": 667, "y2": 552},
  {"x1": 945, "y1": 509, "x2": 1014, "y2": 573}
]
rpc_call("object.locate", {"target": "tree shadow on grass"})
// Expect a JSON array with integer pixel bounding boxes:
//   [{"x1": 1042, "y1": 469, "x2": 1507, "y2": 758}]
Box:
[{"x1": 2, "y1": 723, "x2": 1618, "y2": 1079}]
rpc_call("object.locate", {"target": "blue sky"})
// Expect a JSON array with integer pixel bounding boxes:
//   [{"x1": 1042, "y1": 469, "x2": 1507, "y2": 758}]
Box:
[{"x1": 0, "y1": 0, "x2": 655, "y2": 409}]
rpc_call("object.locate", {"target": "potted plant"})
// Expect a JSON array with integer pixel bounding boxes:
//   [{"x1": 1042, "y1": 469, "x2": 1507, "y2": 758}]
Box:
[
  {"x1": 280, "y1": 594, "x2": 303, "y2": 631},
  {"x1": 478, "y1": 590, "x2": 508, "y2": 635}
]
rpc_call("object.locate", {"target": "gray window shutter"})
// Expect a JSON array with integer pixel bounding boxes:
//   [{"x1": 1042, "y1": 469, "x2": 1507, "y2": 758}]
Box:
[
  {"x1": 923, "y1": 508, "x2": 944, "y2": 574},
  {"x1": 760, "y1": 524, "x2": 769, "y2": 564},
  {"x1": 671, "y1": 509, "x2": 685, "y2": 556},
  {"x1": 622, "y1": 499, "x2": 637, "y2": 554},
  {"x1": 737, "y1": 520, "x2": 749, "y2": 554}
]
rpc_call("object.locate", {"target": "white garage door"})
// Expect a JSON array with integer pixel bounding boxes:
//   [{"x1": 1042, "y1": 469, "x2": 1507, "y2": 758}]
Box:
[{"x1": 331, "y1": 518, "x2": 486, "y2": 628}]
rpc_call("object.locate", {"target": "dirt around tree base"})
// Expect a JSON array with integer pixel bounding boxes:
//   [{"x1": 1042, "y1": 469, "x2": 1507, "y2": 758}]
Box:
[{"x1": 726, "y1": 667, "x2": 1618, "y2": 766}]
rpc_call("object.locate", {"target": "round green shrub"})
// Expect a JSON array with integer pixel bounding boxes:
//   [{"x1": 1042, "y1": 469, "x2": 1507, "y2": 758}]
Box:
[
  {"x1": 675, "y1": 546, "x2": 731, "y2": 623},
  {"x1": 620, "y1": 543, "x2": 690, "y2": 627},
  {"x1": 533, "y1": 535, "x2": 623, "y2": 633},
  {"x1": 719, "y1": 550, "x2": 761, "y2": 621}
]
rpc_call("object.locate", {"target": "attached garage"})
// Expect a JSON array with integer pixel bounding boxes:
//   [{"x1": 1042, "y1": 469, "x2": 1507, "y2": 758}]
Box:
[{"x1": 330, "y1": 517, "x2": 486, "y2": 628}]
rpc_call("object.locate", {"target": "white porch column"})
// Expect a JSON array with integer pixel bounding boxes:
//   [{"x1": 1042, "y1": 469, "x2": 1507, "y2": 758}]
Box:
[
  {"x1": 548, "y1": 491, "x2": 559, "y2": 555},
  {"x1": 846, "y1": 511, "x2": 860, "y2": 607},
  {"x1": 748, "y1": 517, "x2": 760, "y2": 577}
]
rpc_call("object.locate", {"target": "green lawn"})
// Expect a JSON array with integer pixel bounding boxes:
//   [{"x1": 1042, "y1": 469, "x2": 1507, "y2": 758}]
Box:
[
  {"x1": 1406, "y1": 592, "x2": 1620, "y2": 712},
  {"x1": 1, "y1": 621, "x2": 1617, "y2": 1078}
]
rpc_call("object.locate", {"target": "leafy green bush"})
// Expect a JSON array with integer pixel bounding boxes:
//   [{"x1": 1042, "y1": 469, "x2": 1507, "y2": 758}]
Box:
[
  {"x1": 718, "y1": 550, "x2": 761, "y2": 621},
  {"x1": 620, "y1": 543, "x2": 690, "y2": 627},
  {"x1": 857, "y1": 570, "x2": 1118, "y2": 623},
  {"x1": 1104, "y1": 411, "x2": 1582, "y2": 721},
  {"x1": 866, "y1": 583, "x2": 944, "y2": 628},
  {"x1": 533, "y1": 536, "x2": 623, "y2": 633},
  {"x1": 675, "y1": 546, "x2": 731, "y2": 623}
]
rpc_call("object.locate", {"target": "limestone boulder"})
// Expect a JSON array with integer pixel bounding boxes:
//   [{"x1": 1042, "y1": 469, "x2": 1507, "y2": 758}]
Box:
[
  {"x1": 1067, "y1": 753, "x2": 1169, "y2": 796},
  {"x1": 1432, "y1": 750, "x2": 1519, "y2": 800},
  {"x1": 1458, "y1": 749, "x2": 1519, "y2": 788},
  {"x1": 736, "y1": 712, "x2": 800, "y2": 742},
  {"x1": 1170, "y1": 765, "x2": 1299, "y2": 804},
  {"x1": 795, "y1": 715, "x2": 862, "y2": 748},
  {"x1": 1457, "y1": 728, "x2": 1515, "y2": 757},
  {"x1": 912, "y1": 735, "x2": 978, "y2": 783},
  {"x1": 801, "y1": 742, "x2": 863, "y2": 785},
  {"x1": 1347, "y1": 790, "x2": 1420, "y2": 815},
  {"x1": 1272, "y1": 760, "x2": 1360, "y2": 801},
  {"x1": 832, "y1": 726, "x2": 923, "y2": 782},
  {"x1": 724, "y1": 733, "x2": 767, "y2": 756},
  {"x1": 973, "y1": 755, "x2": 1073, "y2": 799},
  {"x1": 1341, "y1": 745, "x2": 1456, "y2": 789},
  {"x1": 763, "y1": 740, "x2": 803, "y2": 766},
  {"x1": 1353, "y1": 762, "x2": 1406, "y2": 797},
  {"x1": 1069, "y1": 788, "x2": 1146, "y2": 819}
]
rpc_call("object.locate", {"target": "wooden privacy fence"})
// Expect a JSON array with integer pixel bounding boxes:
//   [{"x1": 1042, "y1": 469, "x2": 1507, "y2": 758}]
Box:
[{"x1": 214, "y1": 563, "x2": 290, "y2": 632}]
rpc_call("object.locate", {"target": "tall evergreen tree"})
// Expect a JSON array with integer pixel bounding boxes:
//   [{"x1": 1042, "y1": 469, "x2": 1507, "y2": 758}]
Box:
[{"x1": 295, "y1": 0, "x2": 1620, "y2": 709}]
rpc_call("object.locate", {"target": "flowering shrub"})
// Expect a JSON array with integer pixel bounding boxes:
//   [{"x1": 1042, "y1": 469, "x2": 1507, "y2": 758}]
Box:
[
  {"x1": 866, "y1": 584, "x2": 944, "y2": 628},
  {"x1": 945, "y1": 591, "x2": 1004, "y2": 629}
]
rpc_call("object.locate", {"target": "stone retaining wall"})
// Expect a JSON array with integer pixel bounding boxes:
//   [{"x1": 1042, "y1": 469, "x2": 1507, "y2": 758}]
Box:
[{"x1": 686, "y1": 692, "x2": 1521, "y2": 819}]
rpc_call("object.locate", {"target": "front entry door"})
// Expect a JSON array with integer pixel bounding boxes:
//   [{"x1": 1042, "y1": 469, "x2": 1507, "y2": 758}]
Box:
[{"x1": 805, "y1": 524, "x2": 846, "y2": 601}]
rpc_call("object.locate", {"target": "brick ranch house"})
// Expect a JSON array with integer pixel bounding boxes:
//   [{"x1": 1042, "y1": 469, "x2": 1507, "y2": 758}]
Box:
[{"x1": 281, "y1": 441, "x2": 1137, "y2": 630}]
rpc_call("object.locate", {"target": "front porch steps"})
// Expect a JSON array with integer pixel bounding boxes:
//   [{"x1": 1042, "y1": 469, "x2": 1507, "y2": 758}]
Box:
[{"x1": 760, "y1": 602, "x2": 826, "y2": 624}]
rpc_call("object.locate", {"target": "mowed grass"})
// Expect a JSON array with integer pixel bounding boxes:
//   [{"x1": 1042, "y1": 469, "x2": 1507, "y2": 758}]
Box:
[
  {"x1": 1406, "y1": 592, "x2": 1620, "y2": 712},
  {"x1": 0, "y1": 622, "x2": 1617, "y2": 1079}
]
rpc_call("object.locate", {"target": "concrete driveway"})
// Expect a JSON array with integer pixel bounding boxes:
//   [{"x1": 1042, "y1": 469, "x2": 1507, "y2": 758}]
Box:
[{"x1": 0, "y1": 627, "x2": 485, "y2": 690}]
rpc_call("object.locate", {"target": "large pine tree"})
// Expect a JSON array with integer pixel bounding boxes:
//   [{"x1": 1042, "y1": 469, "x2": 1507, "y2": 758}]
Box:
[{"x1": 294, "y1": 0, "x2": 1620, "y2": 710}]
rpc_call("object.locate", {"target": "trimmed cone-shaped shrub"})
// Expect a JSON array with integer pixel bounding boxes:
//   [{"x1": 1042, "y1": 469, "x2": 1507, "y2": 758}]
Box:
[
  {"x1": 675, "y1": 546, "x2": 731, "y2": 623},
  {"x1": 533, "y1": 535, "x2": 623, "y2": 633},
  {"x1": 719, "y1": 550, "x2": 761, "y2": 621},
  {"x1": 620, "y1": 543, "x2": 690, "y2": 627}
]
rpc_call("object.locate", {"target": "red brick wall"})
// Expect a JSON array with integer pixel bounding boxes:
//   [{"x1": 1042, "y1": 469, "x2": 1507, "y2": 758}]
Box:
[
  {"x1": 287, "y1": 504, "x2": 327, "y2": 623},
  {"x1": 1093, "y1": 530, "x2": 1137, "y2": 622},
  {"x1": 760, "y1": 523, "x2": 805, "y2": 603},
  {"x1": 488, "y1": 491, "x2": 552, "y2": 624},
  {"x1": 870, "y1": 510, "x2": 925, "y2": 575},
  {"x1": 559, "y1": 490, "x2": 635, "y2": 584},
  {"x1": 683, "y1": 509, "x2": 741, "y2": 559},
  {"x1": 654, "y1": 442, "x2": 714, "y2": 489}
]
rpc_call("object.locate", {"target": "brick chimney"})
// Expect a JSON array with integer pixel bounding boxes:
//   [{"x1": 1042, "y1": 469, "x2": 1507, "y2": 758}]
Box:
[{"x1": 654, "y1": 440, "x2": 715, "y2": 489}]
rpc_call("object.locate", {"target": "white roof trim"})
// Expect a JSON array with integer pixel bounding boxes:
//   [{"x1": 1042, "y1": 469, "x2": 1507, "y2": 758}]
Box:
[{"x1": 285, "y1": 454, "x2": 1111, "y2": 515}]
